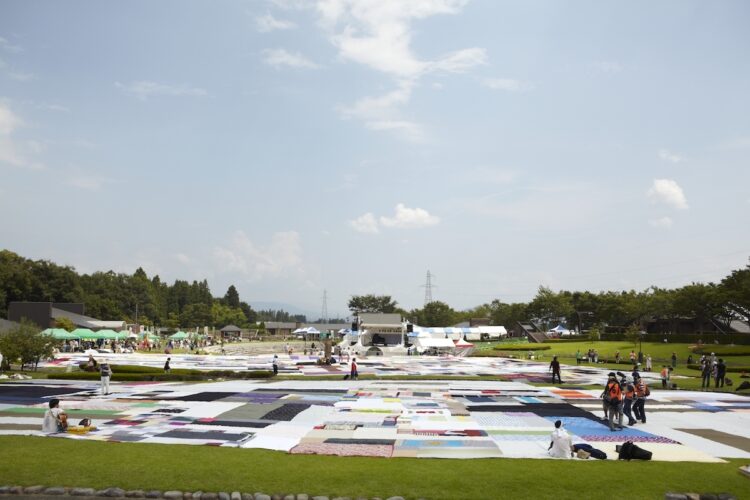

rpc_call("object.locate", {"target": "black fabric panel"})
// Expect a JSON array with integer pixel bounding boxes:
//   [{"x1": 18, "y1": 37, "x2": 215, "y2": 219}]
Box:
[{"x1": 260, "y1": 403, "x2": 311, "y2": 421}]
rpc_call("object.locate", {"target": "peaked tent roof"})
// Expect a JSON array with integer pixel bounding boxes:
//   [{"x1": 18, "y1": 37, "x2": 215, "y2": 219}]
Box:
[{"x1": 220, "y1": 324, "x2": 242, "y2": 332}]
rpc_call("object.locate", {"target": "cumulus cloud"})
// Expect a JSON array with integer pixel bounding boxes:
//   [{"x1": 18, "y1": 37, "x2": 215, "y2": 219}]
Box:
[
  {"x1": 380, "y1": 203, "x2": 440, "y2": 228},
  {"x1": 176, "y1": 253, "x2": 191, "y2": 264},
  {"x1": 256, "y1": 13, "x2": 297, "y2": 32},
  {"x1": 65, "y1": 174, "x2": 114, "y2": 191},
  {"x1": 316, "y1": 0, "x2": 484, "y2": 140},
  {"x1": 349, "y1": 212, "x2": 380, "y2": 233},
  {"x1": 213, "y1": 230, "x2": 304, "y2": 281},
  {"x1": 649, "y1": 216, "x2": 673, "y2": 228},
  {"x1": 482, "y1": 78, "x2": 532, "y2": 92},
  {"x1": 115, "y1": 81, "x2": 208, "y2": 100},
  {"x1": 648, "y1": 178, "x2": 688, "y2": 210},
  {"x1": 0, "y1": 101, "x2": 43, "y2": 170},
  {"x1": 658, "y1": 148, "x2": 684, "y2": 163},
  {"x1": 0, "y1": 36, "x2": 22, "y2": 53},
  {"x1": 349, "y1": 204, "x2": 440, "y2": 233},
  {"x1": 262, "y1": 48, "x2": 320, "y2": 69}
]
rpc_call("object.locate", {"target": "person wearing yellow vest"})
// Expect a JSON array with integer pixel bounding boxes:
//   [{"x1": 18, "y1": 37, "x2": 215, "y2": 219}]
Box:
[{"x1": 601, "y1": 372, "x2": 623, "y2": 431}]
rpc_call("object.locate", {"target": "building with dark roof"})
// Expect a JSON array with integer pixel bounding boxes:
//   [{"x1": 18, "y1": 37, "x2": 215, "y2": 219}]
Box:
[{"x1": 8, "y1": 302, "x2": 125, "y2": 331}]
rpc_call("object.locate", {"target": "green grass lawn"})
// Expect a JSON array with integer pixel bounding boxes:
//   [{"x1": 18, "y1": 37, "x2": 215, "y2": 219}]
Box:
[{"x1": 1, "y1": 437, "x2": 747, "y2": 500}]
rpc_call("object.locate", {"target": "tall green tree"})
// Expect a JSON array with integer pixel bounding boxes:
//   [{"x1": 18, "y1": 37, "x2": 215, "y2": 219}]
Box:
[
  {"x1": 348, "y1": 295, "x2": 398, "y2": 314},
  {"x1": 223, "y1": 285, "x2": 240, "y2": 308}
]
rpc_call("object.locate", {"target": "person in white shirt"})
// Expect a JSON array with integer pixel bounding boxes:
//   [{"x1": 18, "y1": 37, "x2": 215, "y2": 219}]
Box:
[
  {"x1": 99, "y1": 361, "x2": 112, "y2": 395},
  {"x1": 548, "y1": 420, "x2": 573, "y2": 458},
  {"x1": 42, "y1": 398, "x2": 66, "y2": 434}
]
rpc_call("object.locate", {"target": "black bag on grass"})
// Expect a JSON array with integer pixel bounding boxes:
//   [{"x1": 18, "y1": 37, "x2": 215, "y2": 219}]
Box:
[
  {"x1": 573, "y1": 443, "x2": 607, "y2": 460},
  {"x1": 617, "y1": 441, "x2": 652, "y2": 461}
]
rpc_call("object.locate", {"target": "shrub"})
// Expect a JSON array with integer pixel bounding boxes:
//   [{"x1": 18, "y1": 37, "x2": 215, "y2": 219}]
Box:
[
  {"x1": 494, "y1": 345, "x2": 550, "y2": 351},
  {"x1": 691, "y1": 347, "x2": 750, "y2": 357},
  {"x1": 687, "y1": 364, "x2": 750, "y2": 373}
]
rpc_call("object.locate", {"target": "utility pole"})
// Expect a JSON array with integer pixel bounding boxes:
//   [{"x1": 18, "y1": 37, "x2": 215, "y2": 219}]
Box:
[{"x1": 321, "y1": 289, "x2": 328, "y2": 324}]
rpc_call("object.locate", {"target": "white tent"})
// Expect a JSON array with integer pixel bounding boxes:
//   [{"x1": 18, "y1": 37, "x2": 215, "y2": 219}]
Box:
[{"x1": 412, "y1": 337, "x2": 455, "y2": 353}]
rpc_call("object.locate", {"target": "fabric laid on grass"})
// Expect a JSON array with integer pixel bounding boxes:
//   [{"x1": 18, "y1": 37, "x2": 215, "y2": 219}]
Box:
[
  {"x1": 676, "y1": 428, "x2": 750, "y2": 453},
  {"x1": 261, "y1": 403, "x2": 312, "y2": 421},
  {"x1": 291, "y1": 442, "x2": 393, "y2": 457}
]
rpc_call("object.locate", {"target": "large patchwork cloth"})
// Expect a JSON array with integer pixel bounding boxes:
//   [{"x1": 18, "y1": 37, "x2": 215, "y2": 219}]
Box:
[{"x1": 1, "y1": 377, "x2": 748, "y2": 462}]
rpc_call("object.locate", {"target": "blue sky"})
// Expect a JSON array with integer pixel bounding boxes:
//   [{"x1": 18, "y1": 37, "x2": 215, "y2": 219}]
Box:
[{"x1": 1, "y1": 0, "x2": 749, "y2": 318}]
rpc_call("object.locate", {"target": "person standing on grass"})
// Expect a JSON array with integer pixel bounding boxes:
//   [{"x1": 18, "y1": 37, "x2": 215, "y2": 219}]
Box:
[
  {"x1": 99, "y1": 360, "x2": 112, "y2": 395},
  {"x1": 646, "y1": 354, "x2": 652, "y2": 372},
  {"x1": 350, "y1": 357, "x2": 358, "y2": 380},
  {"x1": 549, "y1": 356, "x2": 563, "y2": 384},
  {"x1": 715, "y1": 359, "x2": 726, "y2": 388},
  {"x1": 272, "y1": 354, "x2": 278, "y2": 376},
  {"x1": 671, "y1": 352, "x2": 677, "y2": 368},
  {"x1": 164, "y1": 357, "x2": 171, "y2": 374},
  {"x1": 575, "y1": 350, "x2": 581, "y2": 365},
  {"x1": 701, "y1": 360, "x2": 712, "y2": 389}
]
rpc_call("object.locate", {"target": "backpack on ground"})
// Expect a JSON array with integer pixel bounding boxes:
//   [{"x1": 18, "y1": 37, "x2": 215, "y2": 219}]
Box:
[
  {"x1": 617, "y1": 441, "x2": 652, "y2": 461},
  {"x1": 573, "y1": 443, "x2": 607, "y2": 460}
]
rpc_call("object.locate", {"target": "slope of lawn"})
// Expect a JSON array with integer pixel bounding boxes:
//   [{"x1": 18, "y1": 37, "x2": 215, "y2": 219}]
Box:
[{"x1": 0, "y1": 436, "x2": 747, "y2": 500}]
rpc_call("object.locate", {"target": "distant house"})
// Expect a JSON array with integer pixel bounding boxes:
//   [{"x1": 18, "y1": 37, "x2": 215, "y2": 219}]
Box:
[
  {"x1": 263, "y1": 321, "x2": 299, "y2": 337},
  {"x1": 220, "y1": 324, "x2": 242, "y2": 339},
  {"x1": 8, "y1": 302, "x2": 125, "y2": 331}
]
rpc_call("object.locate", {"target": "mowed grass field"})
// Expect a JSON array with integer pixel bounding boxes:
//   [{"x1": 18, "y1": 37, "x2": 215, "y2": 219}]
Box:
[{"x1": 1, "y1": 436, "x2": 748, "y2": 500}]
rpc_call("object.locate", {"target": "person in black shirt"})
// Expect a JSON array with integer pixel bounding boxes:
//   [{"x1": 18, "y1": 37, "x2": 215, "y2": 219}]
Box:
[{"x1": 549, "y1": 356, "x2": 563, "y2": 384}]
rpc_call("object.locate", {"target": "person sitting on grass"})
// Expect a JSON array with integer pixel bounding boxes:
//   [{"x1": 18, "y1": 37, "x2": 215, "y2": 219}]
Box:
[{"x1": 42, "y1": 398, "x2": 67, "y2": 434}]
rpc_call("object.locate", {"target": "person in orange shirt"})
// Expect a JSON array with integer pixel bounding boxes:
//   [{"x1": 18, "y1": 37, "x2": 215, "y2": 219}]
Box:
[
  {"x1": 633, "y1": 375, "x2": 649, "y2": 423},
  {"x1": 623, "y1": 379, "x2": 636, "y2": 426},
  {"x1": 660, "y1": 366, "x2": 669, "y2": 389},
  {"x1": 601, "y1": 373, "x2": 623, "y2": 431}
]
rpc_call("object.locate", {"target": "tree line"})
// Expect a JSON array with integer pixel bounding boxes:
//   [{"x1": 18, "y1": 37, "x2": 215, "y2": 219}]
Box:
[
  {"x1": 348, "y1": 263, "x2": 750, "y2": 330},
  {"x1": 0, "y1": 250, "x2": 307, "y2": 329}
]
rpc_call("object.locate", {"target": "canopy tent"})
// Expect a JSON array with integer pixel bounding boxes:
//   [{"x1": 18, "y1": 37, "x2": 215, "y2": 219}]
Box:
[
  {"x1": 412, "y1": 337, "x2": 455, "y2": 353},
  {"x1": 292, "y1": 328, "x2": 307, "y2": 334},
  {"x1": 43, "y1": 328, "x2": 80, "y2": 340},
  {"x1": 548, "y1": 324, "x2": 572, "y2": 336},
  {"x1": 97, "y1": 329, "x2": 126, "y2": 340},
  {"x1": 169, "y1": 331, "x2": 188, "y2": 340},
  {"x1": 305, "y1": 327, "x2": 321, "y2": 334},
  {"x1": 454, "y1": 337, "x2": 474, "y2": 348},
  {"x1": 71, "y1": 328, "x2": 100, "y2": 340}
]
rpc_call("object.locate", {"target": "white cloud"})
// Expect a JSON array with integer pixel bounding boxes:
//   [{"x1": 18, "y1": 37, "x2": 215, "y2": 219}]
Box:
[
  {"x1": 648, "y1": 216, "x2": 673, "y2": 228},
  {"x1": 0, "y1": 36, "x2": 21, "y2": 53},
  {"x1": 8, "y1": 71, "x2": 34, "y2": 82},
  {"x1": 66, "y1": 175, "x2": 112, "y2": 191},
  {"x1": 316, "y1": 0, "x2": 484, "y2": 140},
  {"x1": 0, "y1": 101, "x2": 43, "y2": 170},
  {"x1": 213, "y1": 230, "x2": 305, "y2": 281},
  {"x1": 647, "y1": 178, "x2": 688, "y2": 210},
  {"x1": 429, "y1": 47, "x2": 487, "y2": 73},
  {"x1": 658, "y1": 149, "x2": 684, "y2": 163},
  {"x1": 0, "y1": 102, "x2": 21, "y2": 135},
  {"x1": 176, "y1": 253, "x2": 191, "y2": 264},
  {"x1": 262, "y1": 48, "x2": 320, "y2": 69},
  {"x1": 365, "y1": 119, "x2": 424, "y2": 142},
  {"x1": 256, "y1": 13, "x2": 297, "y2": 32},
  {"x1": 115, "y1": 81, "x2": 208, "y2": 100},
  {"x1": 380, "y1": 203, "x2": 440, "y2": 228},
  {"x1": 482, "y1": 78, "x2": 532, "y2": 92},
  {"x1": 349, "y1": 212, "x2": 380, "y2": 233},
  {"x1": 594, "y1": 61, "x2": 623, "y2": 73}
]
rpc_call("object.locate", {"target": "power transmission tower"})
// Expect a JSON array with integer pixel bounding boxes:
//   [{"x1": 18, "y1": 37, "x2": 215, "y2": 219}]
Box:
[
  {"x1": 321, "y1": 289, "x2": 328, "y2": 323},
  {"x1": 422, "y1": 270, "x2": 435, "y2": 306}
]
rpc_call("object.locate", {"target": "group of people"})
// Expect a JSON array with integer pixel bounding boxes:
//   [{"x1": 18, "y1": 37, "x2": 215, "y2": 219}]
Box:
[
  {"x1": 699, "y1": 353, "x2": 727, "y2": 389},
  {"x1": 601, "y1": 370, "x2": 649, "y2": 431}
]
